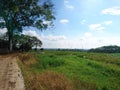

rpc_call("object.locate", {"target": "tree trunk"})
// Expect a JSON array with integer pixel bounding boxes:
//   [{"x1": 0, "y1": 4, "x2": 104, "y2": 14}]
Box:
[
  {"x1": 36, "y1": 44, "x2": 37, "y2": 51},
  {"x1": 9, "y1": 36, "x2": 13, "y2": 52}
]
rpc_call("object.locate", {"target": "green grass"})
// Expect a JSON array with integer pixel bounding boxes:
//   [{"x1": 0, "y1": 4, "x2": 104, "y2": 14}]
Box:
[{"x1": 19, "y1": 51, "x2": 120, "y2": 90}]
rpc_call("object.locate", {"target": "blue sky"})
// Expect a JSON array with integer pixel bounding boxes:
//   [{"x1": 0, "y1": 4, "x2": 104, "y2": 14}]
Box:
[{"x1": 20, "y1": 0, "x2": 120, "y2": 49}]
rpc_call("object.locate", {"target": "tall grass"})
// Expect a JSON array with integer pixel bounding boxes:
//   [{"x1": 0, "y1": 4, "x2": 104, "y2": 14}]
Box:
[
  {"x1": 18, "y1": 51, "x2": 120, "y2": 90},
  {"x1": 27, "y1": 71, "x2": 73, "y2": 90},
  {"x1": 18, "y1": 52, "x2": 72, "y2": 90}
]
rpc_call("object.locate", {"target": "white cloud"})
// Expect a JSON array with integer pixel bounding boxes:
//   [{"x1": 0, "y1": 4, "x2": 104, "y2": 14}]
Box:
[
  {"x1": 64, "y1": 0, "x2": 74, "y2": 10},
  {"x1": 0, "y1": 20, "x2": 5, "y2": 23},
  {"x1": 43, "y1": 21, "x2": 51, "y2": 26},
  {"x1": 65, "y1": 5, "x2": 74, "y2": 10},
  {"x1": 102, "y1": 6, "x2": 120, "y2": 15},
  {"x1": 81, "y1": 20, "x2": 86, "y2": 24},
  {"x1": 89, "y1": 24, "x2": 101, "y2": 30},
  {"x1": 23, "y1": 30, "x2": 38, "y2": 37},
  {"x1": 23, "y1": 30, "x2": 67, "y2": 48},
  {"x1": 41, "y1": 34, "x2": 67, "y2": 41},
  {"x1": 0, "y1": 28, "x2": 7, "y2": 35},
  {"x1": 84, "y1": 32, "x2": 92, "y2": 38},
  {"x1": 89, "y1": 20, "x2": 113, "y2": 31},
  {"x1": 22, "y1": 30, "x2": 120, "y2": 49},
  {"x1": 42, "y1": 35, "x2": 120, "y2": 49},
  {"x1": 96, "y1": 27, "x2": 105, "y2": 31},
  {"x1": 89, "y1": 24, "x2": 104, "y2": 31},
  {"x1": 103, "y1": 21, "x2": 112, "y2": 25},
  {"x1": 78, "y1": 33, "x2": 120, "y2": 49},
  {"x1": 23, "y1": 30, "x2": 67, "y2": 41},
  {"x1": 60, "y1": 19, "x2": 69, "y2": 24}
]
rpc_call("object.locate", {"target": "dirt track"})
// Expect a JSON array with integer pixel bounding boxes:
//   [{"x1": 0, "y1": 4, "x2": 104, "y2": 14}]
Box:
[{"x1": 0, "y1": 56, "x2": 25, "y2": 90}]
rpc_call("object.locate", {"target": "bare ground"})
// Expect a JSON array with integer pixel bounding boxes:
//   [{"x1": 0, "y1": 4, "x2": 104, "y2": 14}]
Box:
[{"x1": 0, "y1": 55, "x2": 25, "y2": 90}]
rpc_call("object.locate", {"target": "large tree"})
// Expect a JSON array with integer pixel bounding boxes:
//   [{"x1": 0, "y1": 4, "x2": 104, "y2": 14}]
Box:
[{"x1": 0, "y1": 0, "x2": 55, "y2": 52}]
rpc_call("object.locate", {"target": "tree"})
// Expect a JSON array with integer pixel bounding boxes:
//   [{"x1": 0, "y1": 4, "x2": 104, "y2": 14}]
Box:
[
  {"x1": 0, "y1": 0, "x2": 55, "y2": 52},
  {"x1": 13, "y1": 34, "x2": 42, "y2": 51},
  {"x1": 30, "y1": 36, "x2": 42, "y2": 50}
]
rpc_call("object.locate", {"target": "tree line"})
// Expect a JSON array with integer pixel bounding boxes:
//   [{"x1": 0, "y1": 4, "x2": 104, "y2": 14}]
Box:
[
  {"x1": 89, "y1": 45, "x2": 120, "y2": 53},
  {"x1": 0, "y1": 33, "x2": 42, "y2": 52}
]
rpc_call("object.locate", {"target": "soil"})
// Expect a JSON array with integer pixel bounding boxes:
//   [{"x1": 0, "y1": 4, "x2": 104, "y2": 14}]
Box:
[{"x1": 0, "y1": 55, "x2": 25, "y2": 90}]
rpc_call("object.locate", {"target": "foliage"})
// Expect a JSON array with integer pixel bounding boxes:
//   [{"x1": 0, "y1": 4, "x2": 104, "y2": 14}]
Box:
[
  {"x1": 0, "y1": 0, "x2": 55, "y2": 52},
  {"x1": 13, "y1": 34, "x2": 42, "y2": 51},
  {"x1": 89, "y1": 45, "x2": 120, "y2": 53}
]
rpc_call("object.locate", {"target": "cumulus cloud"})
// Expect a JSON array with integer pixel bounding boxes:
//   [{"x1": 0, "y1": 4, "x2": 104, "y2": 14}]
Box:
[
  {"x1": 0, "y1": 28, "x2": 7, "y2": 35},
  {"x1": 89, "y1": 24, "x2": 105, "y2": 31},
  {"x1": 103, "y1": 21, "x2": 112, "y2": 25},
  {"x1": 60, "y1": 19, "x2": 69, "y2": 24},
  {"x1": 64, "y1": 0, "x2": 74, "y2": 10},
  {"x1": 102, "y1": 6, "x2": 120, "y2": 15},
  {"x1": 89, "y1": 20, "x2": 113, "y2": 31}
]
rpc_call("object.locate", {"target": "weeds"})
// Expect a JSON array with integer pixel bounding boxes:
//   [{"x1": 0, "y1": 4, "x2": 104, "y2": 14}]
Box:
[{"x1": 18, "y1": 51, "x2": 120, "y2": 90}]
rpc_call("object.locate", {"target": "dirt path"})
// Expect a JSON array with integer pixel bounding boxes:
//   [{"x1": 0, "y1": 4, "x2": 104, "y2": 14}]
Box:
[{"x1": 0, "y1": 56, "x2": 25, "y2": 90}]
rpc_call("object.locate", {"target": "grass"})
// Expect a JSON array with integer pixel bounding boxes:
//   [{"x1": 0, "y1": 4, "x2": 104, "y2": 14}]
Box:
[{"x1": 18, "y1": 51, "x2": 120, "y2": 90}]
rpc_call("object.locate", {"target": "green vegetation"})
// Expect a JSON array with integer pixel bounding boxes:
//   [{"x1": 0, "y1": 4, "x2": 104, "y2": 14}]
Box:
[
  {"x1": 18, "y1": 51, "x2": 120, "y2": 90},
  {"x1": 0, "y1": 0, "x2": 55, "y2": 52},
  {"x1": 89, "y1": 45, "x2": 120, "y2": 53}
]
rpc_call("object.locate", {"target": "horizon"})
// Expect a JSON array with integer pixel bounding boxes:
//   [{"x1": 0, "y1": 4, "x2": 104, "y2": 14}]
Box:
[{"x1": 34, "y1": 45, "x2": 120, "y2": 50}]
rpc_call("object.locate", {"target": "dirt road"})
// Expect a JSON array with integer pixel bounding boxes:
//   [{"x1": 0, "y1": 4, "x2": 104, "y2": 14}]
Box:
[{"x1": 0, "y1": 55, "x2": 25, "y2": 90}]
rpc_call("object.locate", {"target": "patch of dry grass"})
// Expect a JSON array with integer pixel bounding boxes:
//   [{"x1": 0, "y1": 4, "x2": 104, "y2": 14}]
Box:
[
  {"x1": 27, "y1": 71, "x2": 73, "y2": 90},
  {"x1": 18, "y1": 53, "x2": 37, "y2": 66}
]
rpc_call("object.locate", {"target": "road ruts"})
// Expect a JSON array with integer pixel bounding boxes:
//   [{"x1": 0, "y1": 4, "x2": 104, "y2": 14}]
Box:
[{"x1": 0, "y1": 56, "x2": 25, "y2": 90}]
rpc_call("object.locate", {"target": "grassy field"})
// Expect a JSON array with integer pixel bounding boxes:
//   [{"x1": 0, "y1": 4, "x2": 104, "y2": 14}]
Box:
[{"x1": 18, "y1": 50, "x2": 120, "y2": 90}]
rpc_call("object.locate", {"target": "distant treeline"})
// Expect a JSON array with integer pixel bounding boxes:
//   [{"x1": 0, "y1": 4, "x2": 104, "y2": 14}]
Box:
[
  {"x1": 44, "y1": 46, "x2": 120, "y2": 53},
  {"x1": 44, "y1": 48, "x2": 88, "y2": 52},
  {"x1": 89, "y1": 45, "x2": 120, "y2": 53}
]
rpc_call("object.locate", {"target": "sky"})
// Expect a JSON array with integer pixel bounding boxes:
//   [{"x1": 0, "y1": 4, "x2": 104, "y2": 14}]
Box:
[{"x1": 1, "y1": 0, "x2": 120, "y2": 49}]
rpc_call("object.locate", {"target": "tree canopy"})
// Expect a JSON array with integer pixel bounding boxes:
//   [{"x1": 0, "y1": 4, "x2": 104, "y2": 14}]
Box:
[
  {"x1": 13, "y1": 34, "x2": 42, "y2": 51},
  {"x1": 0, "y1": 0, "x2": 55, "y2": 52}
]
